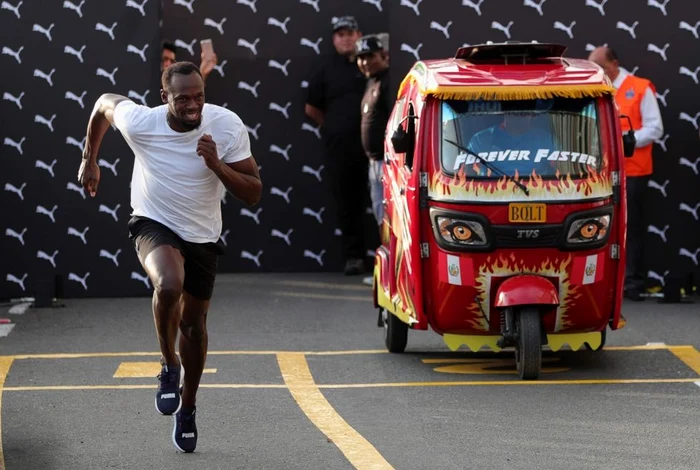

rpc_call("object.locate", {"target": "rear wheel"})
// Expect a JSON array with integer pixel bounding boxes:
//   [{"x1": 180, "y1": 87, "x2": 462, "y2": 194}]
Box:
[
  {"x1": 515, "y1": 307, "x2": 542, "y2": 380},
  {"x1": 382, "y1": 308, "x2": 408, "y2": 353}
]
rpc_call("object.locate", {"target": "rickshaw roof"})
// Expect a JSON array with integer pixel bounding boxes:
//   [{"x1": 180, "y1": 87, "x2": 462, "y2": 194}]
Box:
[{"x1": 398, "y1": 42, "x2": 616, "y2": 101}]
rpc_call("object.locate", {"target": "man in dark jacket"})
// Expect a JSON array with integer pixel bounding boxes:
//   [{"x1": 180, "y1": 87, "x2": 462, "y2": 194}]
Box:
[
  {"x1": 304, "y1": 16, "x2": 368, "y2": 275},
  {"x1": 356, "y1": 34, "x2": 390, "y2": 225},
  {"x1": 356, "y1": 34, "x2": 391, "y2": 286}
]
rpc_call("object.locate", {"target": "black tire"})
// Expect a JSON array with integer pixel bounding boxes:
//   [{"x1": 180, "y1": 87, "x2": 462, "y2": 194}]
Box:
[
  {"x1": 515, "y1": 307, "x2": 542, "y2": 380},
  {"x1": 584, "y1": 327, "x2": 607, "y2": 351},
  {"x1": 382, "y1": 308, "x2": 408, "y2": 353}
]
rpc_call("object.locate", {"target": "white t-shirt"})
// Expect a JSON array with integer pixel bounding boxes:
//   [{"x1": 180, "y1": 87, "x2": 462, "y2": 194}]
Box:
[{"x1": 112, "y1": 101, "x2": 251, "y2": 244}]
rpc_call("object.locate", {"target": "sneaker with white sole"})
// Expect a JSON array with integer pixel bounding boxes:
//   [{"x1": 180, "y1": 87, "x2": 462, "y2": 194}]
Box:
[
  {"x1": 155, "y1": 361, "x2": 183, "y2": 415},
  {"x1": 173, "y1": 406, "x2": 197, "y2": 453}
]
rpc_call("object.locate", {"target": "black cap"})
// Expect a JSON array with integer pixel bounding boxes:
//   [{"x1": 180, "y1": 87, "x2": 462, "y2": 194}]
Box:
[
  {"x1": 332, "y1": 16, "x2": 359, "y2": 32},
  {"x1": 355, "y1": 35, "x2": 384, "y2": 56}
]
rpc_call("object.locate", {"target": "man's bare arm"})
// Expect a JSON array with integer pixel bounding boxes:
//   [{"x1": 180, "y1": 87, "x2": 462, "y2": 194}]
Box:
[
  {"x1": 214, "y1": 157, "x2": 263, "y2": 207},
  {"x1": 83, "y1": 93, "x2": 130, "y2": 163},
  {"x1": 304, "y1": 104, "x2": 324, "y2": 127}
]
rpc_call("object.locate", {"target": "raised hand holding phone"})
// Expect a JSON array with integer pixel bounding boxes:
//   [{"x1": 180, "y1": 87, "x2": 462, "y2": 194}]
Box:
[{"x1": 199, "y1": 39, "x2": 218, "y2": 81}]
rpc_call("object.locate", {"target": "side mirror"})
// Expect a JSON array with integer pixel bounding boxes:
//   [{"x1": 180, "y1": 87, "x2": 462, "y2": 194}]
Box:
[
  {"x1": 620, "y1": 114, "x2": 636, "y2": 158},
  {"x1": 390, "y1": 126, "x2": 410, "y2": 154}
]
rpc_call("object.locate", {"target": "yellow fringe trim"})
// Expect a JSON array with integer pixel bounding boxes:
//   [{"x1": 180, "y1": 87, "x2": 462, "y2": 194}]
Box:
[
  {"x1": 397, "y1": 61, "x2": 616, "y2": 100},
  {"x1": 426, "y1": 84, "x2": 616, "y2": 101},
  {"x1": 397, "y1": 73, "x2": 416, "y2": 98}
]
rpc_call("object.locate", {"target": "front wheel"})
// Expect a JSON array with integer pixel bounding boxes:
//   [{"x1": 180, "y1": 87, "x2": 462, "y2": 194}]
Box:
[
  {"x1": 515, "y1": 307, "x2": 542, "y2": 380},
  {"x1": 382, "y1": 308, "x2": 408, "y2": 353}
]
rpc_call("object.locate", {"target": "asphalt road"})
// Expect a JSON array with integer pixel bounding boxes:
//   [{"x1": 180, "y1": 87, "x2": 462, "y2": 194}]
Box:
[{"x1": 1, "y1": 273, "x2": 700, "y2": 470}]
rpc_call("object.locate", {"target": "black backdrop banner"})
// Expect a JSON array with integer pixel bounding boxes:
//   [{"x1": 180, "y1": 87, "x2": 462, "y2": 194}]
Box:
[
  {"x1": 1, "y1": 0, "x2": 161, "y2": 299},
  {"x1": 1, "y1": 0, "x2": 698, "y2": 299}
]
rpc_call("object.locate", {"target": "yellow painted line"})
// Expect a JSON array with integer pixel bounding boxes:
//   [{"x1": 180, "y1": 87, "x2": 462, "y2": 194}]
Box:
[
  {"x1": 11, "y1": 352, "x2": 164, "y2": 360},
  {"x1": 306, "y1": 350, "x2": 387, "y2": 356},
  {"x1": 602, "y1": 344, "x2": 671, "y2": 351},
  {"x1": 271, "y1": 291, "x2": 371, "y2": 302},
  {"x1": 6, "y1": 350, "x2": 387, "y2": 360},
  {"x1": 2, "y1": 344, "x2": 691, "y2": 361},
  {"x1": 668, "y1": 346, "x2": 700, "y2": 375},
  {"x1": 3, "y1": 384, "x2": 286, "y2": 392},
  {"x1": 277, "y1": 353, "x2": 393, "y2": 469},
  {"x1": 113, "y1": 362, "x2": 216, "y2": 378},
  {"x1": 0, "y1": 356, "x2": 14, "y2": 470},
  {"x1": 5, "y1": 377, "x2": 699, "y2": 393},
  {"x1": 317, "y1": 378, "x2": 700, "y2": 388}
]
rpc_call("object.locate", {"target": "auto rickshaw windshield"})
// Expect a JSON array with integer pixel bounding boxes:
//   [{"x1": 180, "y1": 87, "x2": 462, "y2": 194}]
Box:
[{"x1": 440, "y1": 97, "x2": 603, "y2": 179}]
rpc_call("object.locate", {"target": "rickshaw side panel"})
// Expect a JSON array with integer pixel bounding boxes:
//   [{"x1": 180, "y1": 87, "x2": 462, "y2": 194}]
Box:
[
  {"x1": 378, "y1": 77, "x2": 429, "y2": 330},
  {"x1": 603, "y1": 96, "x2": 628, "y2": 330}
]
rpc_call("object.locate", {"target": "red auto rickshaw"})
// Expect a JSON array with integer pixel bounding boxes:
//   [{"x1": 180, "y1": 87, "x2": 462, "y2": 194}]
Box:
[{"x1": 373, "y1": 42, "x2": 636, "y2": 379}]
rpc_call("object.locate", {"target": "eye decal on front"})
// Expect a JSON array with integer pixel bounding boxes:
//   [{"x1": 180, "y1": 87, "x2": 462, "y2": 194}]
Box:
[
  {"x1": 566, "y1": 214, "x2": 611, "y2": 245},
  {"x1": 440, "y1": 220, "x2": 483, "y2": 243}
]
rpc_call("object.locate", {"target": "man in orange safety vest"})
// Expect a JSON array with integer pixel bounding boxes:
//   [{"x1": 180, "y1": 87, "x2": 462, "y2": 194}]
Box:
[{"x1": 588, "y1": 46, "x2": 664, "y2": 301}]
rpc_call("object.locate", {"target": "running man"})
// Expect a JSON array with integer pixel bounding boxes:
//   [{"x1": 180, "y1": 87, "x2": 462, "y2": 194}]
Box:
[{"x1": 77, "y1": 61, "x2": 262, "y2": 453}]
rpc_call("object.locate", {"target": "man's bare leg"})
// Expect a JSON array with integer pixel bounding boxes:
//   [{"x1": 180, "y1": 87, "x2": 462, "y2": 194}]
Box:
[
  {"x1": 179, "y1": 292, "x2": 209, "y2": 409},
  {"x1": 142, "y1": 245, "x2": 185, "y2": 367}
]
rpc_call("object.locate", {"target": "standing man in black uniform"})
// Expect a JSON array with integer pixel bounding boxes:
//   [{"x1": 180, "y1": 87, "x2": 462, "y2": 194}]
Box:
[
  {"x1": 356, "y1": 34, "x2": 391, "y2": 286},
  {"x1": 304, "y1": 16, "x2": 368, "y2": 275},
  {"x1": 356, "y1": 34, "x2": 390, "y2": 229}
]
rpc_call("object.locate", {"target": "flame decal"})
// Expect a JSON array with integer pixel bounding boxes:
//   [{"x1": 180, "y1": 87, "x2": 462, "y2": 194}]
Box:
[
  {"x1": 430, "y1": 168, "x2": 612, "y2": 202},
  {"x1": 468, "y1": 253, "x2": 581, "y2": 332}
]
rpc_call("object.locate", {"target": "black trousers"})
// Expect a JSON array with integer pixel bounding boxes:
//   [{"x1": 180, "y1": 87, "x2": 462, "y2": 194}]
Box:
[
  {"x1": 326, "y1": 154, "x2": 368, "y2": 261},
  {"x1": 625, "y1": 175, "x2": 649, "y2": 292}
]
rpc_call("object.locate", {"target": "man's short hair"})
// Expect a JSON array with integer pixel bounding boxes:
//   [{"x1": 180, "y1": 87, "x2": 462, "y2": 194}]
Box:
[
  {"x1": 161, "y1": 61, "x2": 202, "y2": 92},
  {"x1": 162, "y1": 40, "x2": 177, "y2": 55},
  {"x1": 604, "y1": 47, "x2": 618, "y2": 62}
]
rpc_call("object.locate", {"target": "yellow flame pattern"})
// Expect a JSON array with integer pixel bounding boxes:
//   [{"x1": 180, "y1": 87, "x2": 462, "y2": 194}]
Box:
[
  {"x1": 469, "y1": 253, "x2": 580, "y2": 333},
  {"x1": 430, "y1": 168, "x2": 612, "y2": 202}
]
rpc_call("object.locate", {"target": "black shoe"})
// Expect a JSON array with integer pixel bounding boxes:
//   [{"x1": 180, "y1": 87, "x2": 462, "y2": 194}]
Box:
[
  {"x1": 155, "y1": 361, "x2": 183, "y2": 415},
  {"x1": 344, "y1": 259, "x2": 364, "y2": 275},
  {"x1": 173, "y1": 406, "x2": 197, "y2": 453}
]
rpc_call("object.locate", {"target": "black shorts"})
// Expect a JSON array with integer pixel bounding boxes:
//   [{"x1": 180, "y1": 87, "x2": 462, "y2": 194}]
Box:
[{"x1": 127, "y1": 216, "x2": 225, "y2": 300}]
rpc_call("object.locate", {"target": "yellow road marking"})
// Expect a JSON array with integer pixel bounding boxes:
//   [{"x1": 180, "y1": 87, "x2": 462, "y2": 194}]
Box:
[
  {"x1": 271, "y1": 291, "x2": 371, "y2": 302},
  {"x1": 602, "y1": 344, "x2": 671, "y2": 351},
  {"x1": 7, "y1": 350, "x2": 387, "y2": 360},
  {"x1": 0, "y1": 356, "x2": 14, "y2": 470},
  {"x1": 424, "y1": 358, "x2": 570, "y2": 375},
  {"x1": 2, "y1": 377, "x2": 699, "y2": 394},
  {"x1": 306, "y1": 350, "x2": 387, "y2": 356},
  {"x1": 3, "y1": 344, "x2": 685, "y2": 361},
  {"x1": 668, "y1": 346, "x2": 700, "y2": 375},
  {"x1": 316, "y1": 378, "x2": 700, "y2": 388},
  {"x1": 113, "y1": 362, "x2": 216, "y2": 378},
  {"x1": 3, "y1": 384, "x2": 287, "y2": 392},
  {"x1": 277, "y1": 353, "x2": 393, "y2": 470}
]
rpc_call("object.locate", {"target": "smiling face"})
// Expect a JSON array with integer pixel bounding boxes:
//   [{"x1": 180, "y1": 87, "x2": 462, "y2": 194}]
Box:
[
  {"x1": 357, "y1": 51, "x2": 388, "y2": 78},
  {"x1": 161, "y1": 69, "x2": 205, "y2": 132}
]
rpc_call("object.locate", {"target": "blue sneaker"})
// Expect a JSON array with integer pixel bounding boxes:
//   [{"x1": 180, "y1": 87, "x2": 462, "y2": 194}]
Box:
[
  {"x1": 155, "y1": 361, "x2": 183, "y2": 415},
  {"x1": 173, "y1": 406, "x2": 197, "y2": 453}
]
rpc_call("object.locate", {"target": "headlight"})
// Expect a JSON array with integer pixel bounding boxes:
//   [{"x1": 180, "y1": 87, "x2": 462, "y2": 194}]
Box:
[
  {"x1": 436, "y1": 216, "x2": 488, "y2": 246},
  {"x1": 565, "y1": 214, "x2": 611, "y2": 245}
]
